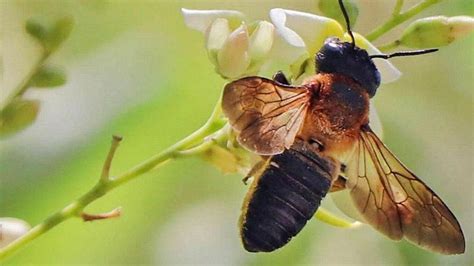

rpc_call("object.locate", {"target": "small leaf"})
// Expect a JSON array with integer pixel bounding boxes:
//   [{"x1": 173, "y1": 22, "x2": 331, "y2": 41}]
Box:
[
  {"x1": 30, "y1": 65, "x2": 66, "y2": 88},
  {"x1": 400, "y1": 16, "x2": 474, "y2": 48},
  {"x1": 0, "y1": 99, "x2": 40, "y2": 138},
  {"x1": 318, "y1": 0, "x2": 359, "y2": 27},
  {"x1": 45, "y1": 16, "x2": 74, "y2": 52},
  {"x1": 25, "y1": 16, "x2": 74, "y2": 53},
  {"x1": 25, "y1": 18, "x2": 48, "y2": 42}
]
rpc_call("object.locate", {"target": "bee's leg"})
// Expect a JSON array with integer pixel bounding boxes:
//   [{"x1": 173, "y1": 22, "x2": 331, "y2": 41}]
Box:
[
  {"x1": 272, "y1": 71, "x2": 290, "y2": 85},
  {"x1": 330, "y1": 176, "x2": 347, "y2": 192},
  {"x1": 330, "y1": 164, "x2": 348, "y2": 192},
  {"x1": 242, "y1": 159, "x2": 268, "y2": 185}
]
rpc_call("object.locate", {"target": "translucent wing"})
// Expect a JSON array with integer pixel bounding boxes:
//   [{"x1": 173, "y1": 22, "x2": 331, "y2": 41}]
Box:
[
  {"x1": 222, "y1": 77, "x2": 311, "y2": 155},
  {"x1": 345, "y1": 126, "x2": 465, "y2": 254}
]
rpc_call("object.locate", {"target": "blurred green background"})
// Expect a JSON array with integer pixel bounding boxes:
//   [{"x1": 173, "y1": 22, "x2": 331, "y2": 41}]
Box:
[{"x1": 1, "y1": 0, "x2": 473, "y2": 265}]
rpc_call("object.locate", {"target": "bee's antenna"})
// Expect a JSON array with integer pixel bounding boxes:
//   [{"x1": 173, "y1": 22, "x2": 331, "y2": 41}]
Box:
[
  {"x1": 338, "y1": 0, "x2": 355, "y2": 48},
  {"x1": 370, "y1": 48, "x2": 439, "y2": 59}
]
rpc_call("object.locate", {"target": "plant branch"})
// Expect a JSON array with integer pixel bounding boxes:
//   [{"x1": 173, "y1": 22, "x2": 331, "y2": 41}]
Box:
[
  {"x1": 0, "y1": 98, "x2": 224, "y2": 260},
  {"x1": 366, "y1": 0, "x2": 442, "y2": 42},
  {"x1": 0, "y1": 52, "x2": 49, "y2": 110}
]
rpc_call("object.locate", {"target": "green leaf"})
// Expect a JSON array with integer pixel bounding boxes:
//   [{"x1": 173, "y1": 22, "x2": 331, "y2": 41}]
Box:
[
  {"x1": 25, "y1": 18, "x2": 48, "y2": 42},
  {"x1": 45, "y1": 16, "x2": 74, "y2": 52},
  {"x1": 0, "y1": 99, "x2": 40, "y2": 138},
  {"x1": 30, "y1": 66, "x2": 67, "y2": 88},
  {"x1": 25, "y1": 16, "x2": 74, "y2": 53},
  {"x1": 318, "y1": 0, "x2": 359, "y2": 27}
]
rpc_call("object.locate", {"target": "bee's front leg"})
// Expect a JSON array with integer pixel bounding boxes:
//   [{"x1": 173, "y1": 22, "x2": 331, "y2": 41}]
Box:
[{"x1": 272, "y1": 71, "x2": 290, "y2": 85}]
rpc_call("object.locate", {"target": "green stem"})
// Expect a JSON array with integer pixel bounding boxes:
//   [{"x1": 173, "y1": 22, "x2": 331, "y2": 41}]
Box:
[
  {"x1": 392, "y1": 0, "x2": 405, "y2": 16},
  {"x1": 0, "y1": 52, "x2": 49, "y2": 110},
  {"x1": 0, "y1": 98, "x2": 224, "y2": 260},
  {"x1": 366, "y1": 0, "x2": 442, "y2": 42}
]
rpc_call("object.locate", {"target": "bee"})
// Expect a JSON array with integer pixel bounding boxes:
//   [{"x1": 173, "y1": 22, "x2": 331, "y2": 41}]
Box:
[{"x1": 222, "y1": 0, "x2": 465, "y2": 254}]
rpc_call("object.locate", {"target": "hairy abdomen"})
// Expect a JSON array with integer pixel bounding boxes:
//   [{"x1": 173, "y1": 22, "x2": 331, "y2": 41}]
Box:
[{"x1": 240, "y1": 141, "x2": 337, "y2": 252}]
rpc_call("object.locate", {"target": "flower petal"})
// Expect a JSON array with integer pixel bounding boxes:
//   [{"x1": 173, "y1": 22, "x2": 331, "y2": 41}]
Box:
[
  {"x1": 346, "y1": 33, "x2": 402, "y2": 83},
  {"x1": 369, "y1": 101, "x2": 384, "y2": 139},
  {"x1": 205, "y1": 18, "x2": 231, "y2": 64},
  {"x1": 270, "y1": 8, "x2": 344, "y2": 56},
  {"x1": 217, "y1": 25, "x2": 250, "y2": 79},
  {"x1": 248, "y1": 21, "x2": 275, "y2": 62},
  {"x1": 181, "y1": 8, "x2": 245, "y2": 33}
]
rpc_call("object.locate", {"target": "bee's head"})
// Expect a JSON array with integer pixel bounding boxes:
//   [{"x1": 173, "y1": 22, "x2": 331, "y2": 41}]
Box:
[
  {"x1": 315, "y1": 37, "x2": 380, "y2": 97},
  {"x1": 315, "y1": 0, "x2": 439, "y2": 98}
]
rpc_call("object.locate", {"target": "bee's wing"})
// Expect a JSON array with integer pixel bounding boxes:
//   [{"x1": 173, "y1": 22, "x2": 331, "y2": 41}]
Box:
[
  {"x1": 345, "y1": 126, "x2": 465, "y2": 254},
  {"x1": 222, "y1": 77, "x2": 311, "y2": 155}
]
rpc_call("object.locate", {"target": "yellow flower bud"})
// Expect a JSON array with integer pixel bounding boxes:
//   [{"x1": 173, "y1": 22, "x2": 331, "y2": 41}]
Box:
[{"x1": 400, "y1": 16, "x2": 474, "y2": 48}]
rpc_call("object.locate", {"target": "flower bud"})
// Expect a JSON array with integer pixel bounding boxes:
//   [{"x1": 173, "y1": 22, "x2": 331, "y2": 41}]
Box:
[
  {"x1": 216, "y1": 25, "x2": 250, "y2": 79},
  {"x1": 0, "y1": 218, "x2": 31, "y2": 248},
  {"x1": 182, "y1": 9, "x2": 276, "y2": 79},
  {"x1": 400, "y1": 16, "x2": 474, "y2": 48}
]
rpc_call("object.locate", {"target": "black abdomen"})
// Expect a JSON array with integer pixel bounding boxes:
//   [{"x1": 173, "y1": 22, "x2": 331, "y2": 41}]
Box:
[{"x1": 240, "y1": 141, "x2": 337, "y2": 252}]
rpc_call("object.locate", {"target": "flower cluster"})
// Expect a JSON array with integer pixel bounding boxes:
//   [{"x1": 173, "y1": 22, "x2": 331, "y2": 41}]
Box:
[{"x1": 182, "y1": 8, "x2": 402, "y2": 83}]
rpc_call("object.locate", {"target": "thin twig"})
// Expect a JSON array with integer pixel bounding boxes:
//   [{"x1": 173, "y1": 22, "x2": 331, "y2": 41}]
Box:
[
  {"x1": 81, "y1": 207, "x2": 122, "y2": 222},
  {"x1": 101, "y1": 135, "x2": 123, "y2": 181},
  {"x1": 366, "y1": 0, "x2": 442, "y2": 42}
]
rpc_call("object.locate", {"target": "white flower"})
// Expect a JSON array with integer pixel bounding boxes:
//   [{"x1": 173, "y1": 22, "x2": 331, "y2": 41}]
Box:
[
  {"x1": 269, "y1": 8, "x2": 393, "y2": 138},
  {"x1": 181, "y1": 9, "x2": 275, "y2": 79},
  {"x1": 0, "y1": 217, "x2": 31, "y2": 248},
  {"x1": 269, "y1": 8, "x2": 401, "y2": 83}
]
